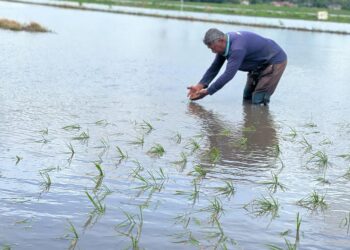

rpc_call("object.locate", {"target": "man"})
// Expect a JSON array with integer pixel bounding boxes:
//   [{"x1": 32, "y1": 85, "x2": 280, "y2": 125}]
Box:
[{"x1": 187, "y1": 28, "x2": 287, "y2": 105}]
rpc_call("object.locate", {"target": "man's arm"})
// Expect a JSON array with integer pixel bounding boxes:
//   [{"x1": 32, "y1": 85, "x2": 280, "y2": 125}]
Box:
[
  {"x1": 207, "y1": 49, "x2": 246, "y2": 95},
  {"x1": 199, "y1": 54, "x2": 226, "y2": 88}
]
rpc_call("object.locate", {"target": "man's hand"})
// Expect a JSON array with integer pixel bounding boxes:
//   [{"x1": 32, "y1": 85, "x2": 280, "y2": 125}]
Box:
[{"x1": 187, "y1": 84, "x2": 208, "y2": 101}]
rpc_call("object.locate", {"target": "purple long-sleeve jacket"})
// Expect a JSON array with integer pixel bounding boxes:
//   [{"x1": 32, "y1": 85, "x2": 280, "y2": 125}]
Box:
[{"x1": 200, "y1": 31, "x2": 287, "y2": 95}]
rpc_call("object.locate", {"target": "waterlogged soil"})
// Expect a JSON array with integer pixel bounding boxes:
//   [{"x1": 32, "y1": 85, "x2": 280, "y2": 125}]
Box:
[{"x1": 1, "y1": 1, "x2": 350, "y2": 250}]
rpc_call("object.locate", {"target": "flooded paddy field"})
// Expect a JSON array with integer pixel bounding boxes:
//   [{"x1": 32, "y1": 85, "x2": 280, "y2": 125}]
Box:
[{"x1": 1, "y1": 1, "x2": 350, "y2": 249}]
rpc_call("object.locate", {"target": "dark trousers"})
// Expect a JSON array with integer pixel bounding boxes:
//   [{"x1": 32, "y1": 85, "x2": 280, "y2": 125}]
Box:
[{"x1": 243, "y1": 61, "x2": 287, "y2": 105}]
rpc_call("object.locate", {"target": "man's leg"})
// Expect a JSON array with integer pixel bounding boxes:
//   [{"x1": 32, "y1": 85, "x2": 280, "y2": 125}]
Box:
[
  {"x1": 252, "y1": 61, "x2": 287, "y2": 105},
  {"x1": 243, "y1": 73, "x2": 255, "y2": 101}
]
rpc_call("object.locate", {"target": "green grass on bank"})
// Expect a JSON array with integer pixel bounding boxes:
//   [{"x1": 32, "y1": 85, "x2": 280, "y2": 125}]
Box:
[{"x1": 62, "y1": 0, "x2": 350, "y2": 23}]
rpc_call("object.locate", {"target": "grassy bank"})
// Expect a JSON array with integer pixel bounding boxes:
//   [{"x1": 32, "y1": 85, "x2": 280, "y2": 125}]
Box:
[
  {"x1": 0, "y1": 18, "x2": 49, "y2": 32},
  {"x1": 64, "y1": 0, "x2": 350, "y2": 23}
]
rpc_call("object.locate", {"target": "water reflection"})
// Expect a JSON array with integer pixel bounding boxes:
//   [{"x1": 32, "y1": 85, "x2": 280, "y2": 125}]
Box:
[{"x1": 187, "y1": 102, "x2": 279, "y2": 177}]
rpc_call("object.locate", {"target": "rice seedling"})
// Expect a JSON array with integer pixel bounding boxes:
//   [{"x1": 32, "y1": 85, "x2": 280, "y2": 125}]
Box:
[
  {"x1": 62, "y1": 124, "x2": 81, "y2": 131},
  {"x1": 214, "y1": 181, "x2": 235, "y2": 198},
  {"x1": 244, "y1": 195, "x2": 279, "y2": 219},
  {"x1": 1, "y1": 244, "x2": 11, "y2": 250},
  {"x1": 306, "y1": 150, "x2": 330, "y2": 169},
  {"x1": 98, "y1": 137, "x2": 110, "y2": 150},
  {"x1": 15, "y1": 155, "x2": 22, "y2": 165},
  {"x1": 200, "y1": 197, "x2": 224, "y2": 223},
  {"x1": 129, "y1": 135, "x2": 144, "y2": 147},
  {"x1": 287, "y1": 126, "x2": 298, "y2": 139},
  {"x1": 116, "y1": 146, "x2": 128, "y2": 161},
  {"x1": 116, "y1": 206, "x2": 144, "y2": 250},
  {"x1": 296, "y1": 191, "x2": 327, "y2": 211},
  {"x1": 242, "y1": 125, "x2": 256, "y2": 132},
  {"x1": 134, "y1": 168, "x2": 168, "y2": 192},
  {"x1": 189, "y1": 164, "x2": 208, "y2": 178},
  {"x1": 175, "y1": 180, "x2": 200, "y2": 205},
  {"x1": 147, "y1": 143, "x2": 165, "y2": 157},
  {"x1": 73, "y1": 131, "x2": 89, "y2": 141},
  {"x1": 208, "y1": 147, "x2": 221, "y2": 165},
  {"x1": 187, "y1": 138, "x2": 200, "y2": 153},
  {"x1": 266, "y1": 239, "x2": 297, "y2": 250},
  {"x1": 40, "y1": 171, "x2": 51, "y2": 192},
  {"x1": 296, "y1": 212, "x2": 301, "y2": 243},
  {"x1": 95, "y1": 119, "x2": 109, "y2": 126},
  {"x1": 300, "y1": 136, "x2": 312, "y2": 153},
  {"x1": 340, "y1": 212, "x2": 350, "y2": 235},
  {"x1": 85, "y1": 191, "x2": 106, "y2": 214},
  {"x1": 66, "y1": 219, "x2": 79, "y2": 250},
  {"x1": 65, "y1": 142, "x2": 75, "y2": 159},
  {"x1": 315, "y1": 177, "x2": 330, "y2": 185},
  {"x1": 172, "y1": 152, "x2": 187, "y2": 170},
  {"x1": 174, "y1": 132, "x2": 182, "y2": 144},
  {"x1": 234, "y1": 137, "x2": 248, "y2": 148},
  {"x1": 273, "y1": 143, "x2": 282, "y2": 158},
  {"x1": 260, "y1": 172, "x2": 287, "y2": 193},
  {"x1": 35, "y1": 135, "x2": 50, "y2": 144},
  {"x1": 140, "y1": 120, "x2": 154, "y2": 134},
  {"x1": 172, "y1": 231, "x2": 200, "y2": 247},
  {"x1": 94, "y1": 163, "x2": 104, "y2": 177}
]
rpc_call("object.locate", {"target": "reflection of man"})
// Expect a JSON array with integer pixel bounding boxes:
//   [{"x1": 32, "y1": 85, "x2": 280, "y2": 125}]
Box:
[
  {"x1": 187, "y1": 28, "x2": 287, "y2": 105},
  {"x1": 187, "y1": 103, "x2": 278, "y2": 169}
]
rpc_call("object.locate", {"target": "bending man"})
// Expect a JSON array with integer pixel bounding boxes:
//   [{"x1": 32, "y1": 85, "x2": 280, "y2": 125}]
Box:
[{"x1": 187, "y1": 28, "x2": 287, "y2": 105}]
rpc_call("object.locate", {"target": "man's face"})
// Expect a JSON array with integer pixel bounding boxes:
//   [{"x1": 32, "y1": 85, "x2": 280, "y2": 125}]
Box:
[{"x1": 207, "y1": 39, "x2": 225, "y2": 54}]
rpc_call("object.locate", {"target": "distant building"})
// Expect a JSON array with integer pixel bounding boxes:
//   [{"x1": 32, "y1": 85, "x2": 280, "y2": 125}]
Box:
[
  {"x1": 271, "y1": 1, "x2": 295, "y2": 7},
  {"x1": 317, "y1": 11, "x2": 329, "y2": 20},
  {"x1": 240, "y1": 0, "x2": 250, "y2": 6}
]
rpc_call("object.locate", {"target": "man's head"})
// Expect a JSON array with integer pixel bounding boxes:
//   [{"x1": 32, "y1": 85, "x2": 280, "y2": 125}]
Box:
[{"x1": 203, "y1": 28, "x2": 226, "y2": 54}]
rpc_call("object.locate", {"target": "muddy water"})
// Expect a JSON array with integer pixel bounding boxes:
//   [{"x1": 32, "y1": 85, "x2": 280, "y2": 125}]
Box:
[{"x1": 1, "y1": 1, "x2": 350, "y2": 249}]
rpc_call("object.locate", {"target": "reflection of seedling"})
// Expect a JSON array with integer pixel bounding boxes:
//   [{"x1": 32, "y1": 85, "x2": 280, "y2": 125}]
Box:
[
  {"x1": 95, "y1": 119, "x2": 109, "y2": 127},
  {"x1": 173, "y1": 152, "x2": 187, "y2": 169},
  {"x1": 267, "y1": 239, "x2": 297, "y2": 250},
  {"x1": 130, "y1": 135, "x2": 144, "y2": 146},
  {"x1": 175, "y1": 180, "x2": 200, "y2": 205},
  {"x1": 35, "y1": 136, "x2": 50, "y2": 144},
  {"x1": 244, "y1": 195, "x2": 279, "y2": 219},
  {"x1": 65, "y1": 143, "x2": 75, "y2": 161},
  {"x1": 73, "y1": 131, "x2": 89, "y2": 141},
  {"x1": 319, "y1": 138, "x2": 332, "y2": 145},
  {"x1": 208, "y1": 147, "x2": 221, "y2": 164},
  {"x1": 62, "y1": 124, "x2": 81, "y2": 131},
  {"x1": 116, "y1": 206, "x2": 144, "y2": 250},
  {"x1": 300, "y1": 136, "x2": 312, "y2": 153},
  {"x1": 296, "y1": 191, "x2": 327, "y2": 211},
  {"x1": 340, "y1": 212, "x2": 350, "y2": 235},
  {"x1": 343, "y1": 168, "x2": 350, "y2": 179},
  {"x1": 148, "y1": 144, "x2": 165, "y2": 157},
  {"x1": 15, "y1": 155, "x2": 23, "y2": 165},
  {"x1": 214, "y1": 181, "x2": 235, "y2": 198},
  {"x1": 66, "y1": 219, "x2": 79, "y2": 250},
  {"x1": 242, "y1": 125, "x2": 256, "y2": 132},
  {"x1": 219, "y1": 129, "x2": 231, "y2": 136},
  {"x1": 234, "y1": 137, "x2": 248, "y2": 148},
  {"x1": 40, "y1": 172, "x2": 52, "y2": 192},
  {"x1": 338, "y1": 152, "x2": 350, "y2": 161},
  {"x1": 85, "y1": 191, "x2": 106, "y2": 214},
  {"x1": 140, "y1": 120, "x2": 154, "y2": 134},
  {"x1": 39, "y1": 128, "x2": 48, "y2": 135},
  {"x1": 134, "y1": 168, "x2": 168, "y2": 192},
  {"x1": 116, "y1": 146, "x2": 128, "y2": 161},
  {"x1": 287, "y1": 127, "x2": 297, "y2": 138},
  {"x1": 316, "y1": 177, "x2": 330, "y2": 185},
  {"x1": 304, "y1": 122, "x2": 317, "y2": 128},
  {"x1": 260, "y1": 173, "x2": 287, "y2": 193},
  {"x1": 174, "y1": 132, "x2": 182, "y2": 144},
  {"x1": 200, "y1": 197, "x2": 224, "y2": 223}
]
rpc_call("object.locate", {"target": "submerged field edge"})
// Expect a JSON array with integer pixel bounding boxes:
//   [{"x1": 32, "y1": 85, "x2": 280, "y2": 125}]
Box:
[{"x1": 1, "y1": 0, "x2": 350, "y2": 35}]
